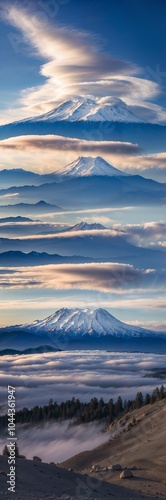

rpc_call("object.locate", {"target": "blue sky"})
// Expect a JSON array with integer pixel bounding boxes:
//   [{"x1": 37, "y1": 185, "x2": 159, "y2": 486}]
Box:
[
  {"x1": 0, "y1": 0, "x2": 166, "y2": 123},
  {"x1": 0, "y1": 0, "x2": 166, "y2": 182},
  {"x1": 0, "y1": 0, "x2": 165, "y2": 330},
  {"x1": 1, "y1": 1, "x2": 166, "y2": 99}
]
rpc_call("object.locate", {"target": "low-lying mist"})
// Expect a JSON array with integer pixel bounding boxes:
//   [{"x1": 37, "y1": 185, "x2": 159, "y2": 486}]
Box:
[{"x1": 0, "y1": 421, "x2": 107, "y2": 463}]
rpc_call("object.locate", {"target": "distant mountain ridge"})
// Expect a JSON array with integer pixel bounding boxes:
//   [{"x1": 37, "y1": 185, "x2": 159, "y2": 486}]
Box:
[
  {"x1": 0, "y1": 156, "x2": 126, "y2": 189},
  {"x1": 0, "y1": 216, "x2": 35, "y2": 222},
  {"x1": 0, "y1": 200, "x2": 62, "y2": 215},
  {"x1": 0, "y1": 345, "x2": 61, "y2": 356},
  {"x1": 0, "y1": 157, "x2": 165, "y2": 213},
  {"x1": 0, "y1": 168, "x2": 58, "y2": 189},
  {"x1": 0, "y1": 228, "x2": 165, "y2": 269},
  {"x1": 0, "y1": 250, "x2": 97, "y2": 266},
  {"x1": 0, "y1": 174, "x2": 165, "y2": 211}
]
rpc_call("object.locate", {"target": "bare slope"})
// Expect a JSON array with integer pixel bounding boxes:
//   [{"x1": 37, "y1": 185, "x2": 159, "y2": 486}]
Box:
[
  {"x1": 61, "y1": 400, "x2": 166, "y2": 499},
  {"x1": 0, "y1": 454, "x2": 160, "y2": 500}
]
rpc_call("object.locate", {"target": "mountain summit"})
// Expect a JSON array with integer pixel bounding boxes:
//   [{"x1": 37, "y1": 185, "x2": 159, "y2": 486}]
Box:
[
  {"x1": 1, "y1": 308, "x2": 165, "y2": 352},
  {"x1": 17, "y1": 307, "x2": 157, "y2": 338},
  {"x1": 31, "y1": 96, "x2": 145, "y2": 123},
  {"x1": 57, "y1": 156, "x2": 126, "y2": 178},
  {"x1": 69, "y1": 221, "x2": 106, "y2": 231}
]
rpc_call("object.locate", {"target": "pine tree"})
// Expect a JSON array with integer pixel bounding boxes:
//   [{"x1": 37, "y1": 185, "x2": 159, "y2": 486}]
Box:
[
  {"x1": 145, "y1": 393, "x2": 151, "y2": 405},
  {"x1": 15, "y1": 442, "x2": 19, "y2": 457},
  {"x1": 114, "y1": 396, "x2": 123, "y2": 416},
  {"x1": 159, "y1": 385, "x2": 165, "y2": 400},
  {"x1": 3, "y1": 445, "x2": 9, "y2": 456},
  {"x1": 135, "y1": 392, "x2": 144, "y2": 409}
]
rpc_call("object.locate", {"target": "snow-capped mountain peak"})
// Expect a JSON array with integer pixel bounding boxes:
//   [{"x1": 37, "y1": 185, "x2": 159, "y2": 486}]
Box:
[
  {"x1": 69, "y1": 221, "x2": 106, "y2": 231},
  {"x1": 20, "y1": 307, "x2": 157, "y2": 338},
  {"x1": 31, "y1": 96, "x2": 145, "y2": 123},
  {"x1": 57, "y1": 156, "x2": 126, "y2": 178}
]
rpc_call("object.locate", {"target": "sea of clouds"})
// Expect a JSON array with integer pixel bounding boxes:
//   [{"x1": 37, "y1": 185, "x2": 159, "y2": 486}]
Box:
[
  {"x1": 0, "y1": 350, "x2": 165, "y2": 410},
  {"x1": 0, "y1": 350, "x2": 166, "y2": 463}
]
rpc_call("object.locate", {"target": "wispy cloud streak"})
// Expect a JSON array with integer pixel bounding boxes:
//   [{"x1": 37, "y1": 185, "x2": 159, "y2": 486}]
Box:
[{"x1": 0, "y1": 3, "x2": 164, "y2": 123}]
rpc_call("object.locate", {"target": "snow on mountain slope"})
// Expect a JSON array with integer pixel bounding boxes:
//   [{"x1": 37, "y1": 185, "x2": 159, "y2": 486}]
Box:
[
  {"x1": 31, "y1": 96, "x2": 145, "y2": 123},
  {"x1": 17, "y1": 308, "x2": 158, "y2": 338},
  {"x1": 69, "y1": 221, "x2": 106, "y2": 231},
  {"x1": 57, "y1": 156, "x2": 127, "y2": 178}
]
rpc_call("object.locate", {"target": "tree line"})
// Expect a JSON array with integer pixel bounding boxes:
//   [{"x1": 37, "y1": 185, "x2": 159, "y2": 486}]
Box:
[{"x1": 0, "y1": 385, "x2": 165, "y2": 430}]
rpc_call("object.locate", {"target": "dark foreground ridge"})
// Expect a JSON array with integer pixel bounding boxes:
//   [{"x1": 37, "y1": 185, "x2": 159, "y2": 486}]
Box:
[{"x1": 0, "y1": 454, "x2": 157, "y2": 500}]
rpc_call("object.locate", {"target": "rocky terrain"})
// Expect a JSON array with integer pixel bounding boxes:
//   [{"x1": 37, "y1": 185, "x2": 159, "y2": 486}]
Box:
[
  {"x1": 0, "y1": 401, "x2": 166, "y2": 499},
  {"x1": 60, "y1": 400, "x2": 166, "y2": 499},
  {"x1": 0, "y1": 455, "x2": 160, "y2": 500}
]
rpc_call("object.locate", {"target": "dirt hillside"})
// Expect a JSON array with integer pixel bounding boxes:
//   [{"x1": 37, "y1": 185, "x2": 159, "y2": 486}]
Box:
[{"x1": 60, "y1": 400, "x2": 166, "y2": 499}]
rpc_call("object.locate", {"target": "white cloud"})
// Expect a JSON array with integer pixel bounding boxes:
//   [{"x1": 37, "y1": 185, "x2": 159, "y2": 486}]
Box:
[
  {"x1": 0, "y1": 262, "x2": 165, "y2": 292},
  {"x1": 0, "y1": 134, "x2": 141, "y2": 173},
  {"x1": 112, "y1": 222, "x2": 166, "y2": 247},
  {"x1": 0, "y1": 351, "x2": 165, "y2": 410},
  {"x1": 127, "y1": 319, "x2": 166, "y2": 332},
  {"x1": 2, "y1": 420, "x2": 107, "y2": 463},
  {"x1": 124, "y1": 152, "x2": 166, "y2": 172},
  {"x1": 0, "y1": 4, "x2": 164, "y2": 123},
  {"x1": 1, "y1": 136, "x2": 166, "y2": 182}
]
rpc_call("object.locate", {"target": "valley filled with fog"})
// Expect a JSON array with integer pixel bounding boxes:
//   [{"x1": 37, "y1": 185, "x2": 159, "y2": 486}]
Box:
[{"x1": 0, "y1": 351, "x2": 165, "y2": 410}]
